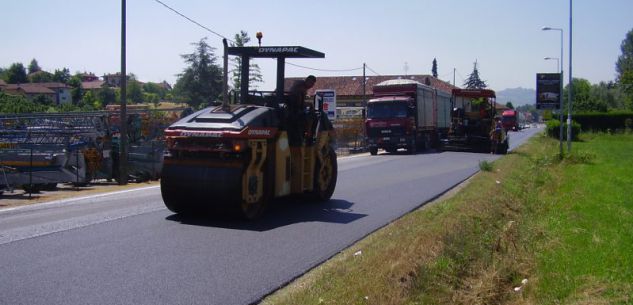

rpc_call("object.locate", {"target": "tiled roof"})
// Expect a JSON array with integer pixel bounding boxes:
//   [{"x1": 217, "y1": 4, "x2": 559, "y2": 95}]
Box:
[
  {"x1": 25, "y1": 82, "x2": 69, "y2": 89},
  {"x1": 5, "y1": 84, "x2": 55, "y2": 94},
  {"x1": 82, "y1": 80, "x2": 106, "y2": 90},
  {"x1": 284, "y1": 74, "x2": 459, "y2": 97}
]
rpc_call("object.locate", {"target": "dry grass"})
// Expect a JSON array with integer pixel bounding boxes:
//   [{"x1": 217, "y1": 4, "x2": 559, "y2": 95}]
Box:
[{"x1": 262, "y1": 137, "x2": 546, "y2": 305}]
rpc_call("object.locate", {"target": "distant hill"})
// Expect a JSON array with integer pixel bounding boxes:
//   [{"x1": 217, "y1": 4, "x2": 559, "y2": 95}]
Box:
[{"x1": 496, "y1": 87, "x2": 535, "y2": 106}]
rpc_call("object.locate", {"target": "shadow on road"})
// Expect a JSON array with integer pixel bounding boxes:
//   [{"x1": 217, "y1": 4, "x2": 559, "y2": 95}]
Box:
[{"x1": 164, "y1": 198, "x2": 366, "y2": 231}]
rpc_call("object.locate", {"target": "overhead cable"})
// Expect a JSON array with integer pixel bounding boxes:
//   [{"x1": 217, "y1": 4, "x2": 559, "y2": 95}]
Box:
[
  {"x1": 152, "y1": 0, "x2": 234, "y2": 43},
  {"x1": 364, "y1": 65, "x2": 381, "y2": 76},
  {"x1": 286, "y1": 62, "x2": 363, "y2": 72}
]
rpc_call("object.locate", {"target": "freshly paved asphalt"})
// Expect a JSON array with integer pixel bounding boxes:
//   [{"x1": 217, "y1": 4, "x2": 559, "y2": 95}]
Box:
[{"x1": 0, "y1": 127, "x2": 542, "y2": 305}]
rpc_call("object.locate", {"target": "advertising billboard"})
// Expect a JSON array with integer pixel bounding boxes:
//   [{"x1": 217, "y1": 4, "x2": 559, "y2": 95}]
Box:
[
  {"x1": 315, "y1": 90, "x2": 336, "y2": 121},
  {"x1": 536, "y1": 73, "x2": 562, "y2": 109}
]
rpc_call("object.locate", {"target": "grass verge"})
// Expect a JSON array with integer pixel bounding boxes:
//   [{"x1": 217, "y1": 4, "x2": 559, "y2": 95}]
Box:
[{"x1": 261, "y1": 132, "x2": 633, "y2": 305}]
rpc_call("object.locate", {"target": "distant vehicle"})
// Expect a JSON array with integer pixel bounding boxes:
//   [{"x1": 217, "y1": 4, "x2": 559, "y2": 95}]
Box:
[
  {"x1": 365, "y1": 80, "x2": 452, "y2": 155},
  {"x1": 501, "y1": 109, "x2": 519, "y2": 131},
  {"x1": 539, "y1": 92, "x2": 559, "y2": 102},
  {"x1": 440, "y1": 89, "x2": 509, "y2": 154}
]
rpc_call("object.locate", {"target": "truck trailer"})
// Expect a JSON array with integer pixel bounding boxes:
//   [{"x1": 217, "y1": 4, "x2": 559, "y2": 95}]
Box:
[{"x1": 365, "y1": 79, "x2": 451, "y2": 155}]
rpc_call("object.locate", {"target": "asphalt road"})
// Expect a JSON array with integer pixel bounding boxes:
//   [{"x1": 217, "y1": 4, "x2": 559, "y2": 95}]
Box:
[{"x1": 0, "y1": 127, "x2": 542, "y2": 305}]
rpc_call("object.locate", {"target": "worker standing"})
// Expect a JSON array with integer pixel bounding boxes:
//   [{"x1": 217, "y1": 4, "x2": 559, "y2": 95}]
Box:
[{"x1": 287, "y1": 75, "x2": 316, "y2": 145}]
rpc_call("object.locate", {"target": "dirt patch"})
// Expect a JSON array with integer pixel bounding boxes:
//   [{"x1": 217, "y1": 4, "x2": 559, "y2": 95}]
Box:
[{"x1": 0, "y1": 180, "x2": 159, "y2": 210}]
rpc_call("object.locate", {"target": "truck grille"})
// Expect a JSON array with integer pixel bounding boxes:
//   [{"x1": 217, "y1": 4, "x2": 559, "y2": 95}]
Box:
[{"x1": 367, "y1": 126, "x2": 405, "y2": 138}]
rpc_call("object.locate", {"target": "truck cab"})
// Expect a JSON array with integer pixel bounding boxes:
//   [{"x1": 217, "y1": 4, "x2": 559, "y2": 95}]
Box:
[{"x1": 365, "y1": 97, "x2": 416, "y2": 155}]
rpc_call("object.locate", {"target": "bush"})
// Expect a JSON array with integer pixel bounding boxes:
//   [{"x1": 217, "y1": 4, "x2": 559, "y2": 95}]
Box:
[
  {"x1": 479, "y1": 160, "x2": 493, "y2": 171},
  {"x1": 545, "y1": 119, "x2": 581, "y2": 141}
]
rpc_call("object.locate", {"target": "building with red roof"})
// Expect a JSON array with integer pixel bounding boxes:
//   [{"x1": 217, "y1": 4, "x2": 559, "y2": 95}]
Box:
[{"x1": 284, "y1": 74, "x2": 458, "y2": 108}]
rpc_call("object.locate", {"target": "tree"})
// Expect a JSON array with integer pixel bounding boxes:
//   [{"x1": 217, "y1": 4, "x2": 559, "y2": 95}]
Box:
[
  {"x1": 621, "y1": 70, "x2": 633, "y2": 110},
  {"x1": 0, "y1": 92, "x2": 46, "y2": 113},
  {"x1": 143, "y1": 82, "x2": 167, "y2": 99},
  {"x1": 97, "y1": 86, "x2": 116, "y2": 106},
  {"x1": 68, "y1": 74, "x2": 83, "y2": 104},
  {"x1": 174, "y1": 38, "x2": 223, "y2": 109},
  {"x1": 431, "y1": 58, "x2": 438, "y2": 78},
  {"x1": 616, "y1": 28, "x2": 633, "y2": 82},
  {"x1": 52, "y1": 68, "x2": 71, "y2": 84},
  {"x1": 28, "y1": 71, "x2": 53, "y2": 83},
  {"x1": 463, "y1": 61, "x2": 487, "y2": 89},
  {"x1": 563, "y1": 78, "x2": 607, "y2": 112},
  {"x1": 28, "y1": 59, "x2": 42, "y2": 74},
  {"x1": 505, "y1": 102, "x2": 515, "y2": 109},
  {"x1": 590, "y1": 81, "x2": 621, "y2": 110},
  {"x1": 230, "y1": 31, "x2": 263, "y2": 90},
  {"x1": 127, "y1": 80, "x2": 144, "y2": 104},
  {"x1": 5, "y1": 63, "x2": 28, "y2": 84}
]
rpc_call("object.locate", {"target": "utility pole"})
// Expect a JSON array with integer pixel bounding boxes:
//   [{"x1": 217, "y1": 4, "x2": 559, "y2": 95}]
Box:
[
  {"x1": 119, "y1": 0, "x2": 128, "y2": 185},
  {"x1": 362, "y1": 63, "x2": 366, "y2": 109},
  {"x1": 567, "y1": 0, "x2": 573, "y2": 153},
  {"x1": 453, "y1": 68, "x2": 456, "y2": 86}
]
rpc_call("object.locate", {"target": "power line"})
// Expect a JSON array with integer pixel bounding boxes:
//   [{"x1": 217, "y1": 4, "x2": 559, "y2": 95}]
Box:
[
  {"x1": 285, "y1": 62, "x2": 362, "y2": 72},
  {"x1": 152, "y1": 0, "x2": 234, "y2": 43},
  {"x1": 364, "y1": 64, "x2": 381, "y2": 76}
]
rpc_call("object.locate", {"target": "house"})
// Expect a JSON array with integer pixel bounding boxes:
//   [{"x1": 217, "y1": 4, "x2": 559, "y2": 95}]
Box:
[
  {"x1": 3, "y1": 82, "x2": 72, "y2": 105},
  {"x1": 0, "y1": 79, "x2": 7, "y2": 90},
  {"x1": 284, "y1": 74, "x2": 459, "y2": 109},
  {"x1": 103, "y1": 73, "x2": 129, "y2": 88},
  {"x1": 82, "y1": 80, "x2": 106, "y2": 92},
  {"x1": 79, "y1": 72, "x2": 99, "y2": 82}
]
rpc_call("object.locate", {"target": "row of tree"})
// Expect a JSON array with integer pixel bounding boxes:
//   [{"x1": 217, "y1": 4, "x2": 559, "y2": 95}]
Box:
[{"x1": 1, "y1": 31, "x2": 263, "y2": 114}]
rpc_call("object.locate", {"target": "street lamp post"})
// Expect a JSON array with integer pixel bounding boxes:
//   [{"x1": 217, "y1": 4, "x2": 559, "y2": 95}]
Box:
[
  {"x1": 542, "y1": 26, "x2": 564, "y2": 157},
  {"x1": 544, "y1": 57, "x2": 559, "y2": 72}
]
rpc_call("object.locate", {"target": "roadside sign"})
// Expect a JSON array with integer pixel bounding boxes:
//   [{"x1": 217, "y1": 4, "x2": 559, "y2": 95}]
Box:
[
  {"x1": 536, "y1": 73, "x2": 561, "y2": 109},
  {"x1": 315, "y1": 90, "x2": 336, "y2": 121}
]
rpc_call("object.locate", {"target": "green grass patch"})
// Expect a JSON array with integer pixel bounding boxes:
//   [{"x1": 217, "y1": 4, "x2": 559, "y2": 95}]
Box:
[{"x1": 262, "y1": 133, "x2": 633, "y2": 305}]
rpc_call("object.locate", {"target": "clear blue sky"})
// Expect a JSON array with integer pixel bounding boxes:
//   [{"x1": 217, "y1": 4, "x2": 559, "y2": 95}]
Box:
[{"x1": 2, "y1": 0, "x2": 632, "y2": 91}]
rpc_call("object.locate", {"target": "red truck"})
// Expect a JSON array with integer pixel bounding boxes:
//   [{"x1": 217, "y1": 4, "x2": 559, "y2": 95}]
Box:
[
  {"x1": 501, "y1": 109, "x2": 519, "y2": 131},
  {"x1": 365, "y1": 80, "x2": 452, "y2": 155}
]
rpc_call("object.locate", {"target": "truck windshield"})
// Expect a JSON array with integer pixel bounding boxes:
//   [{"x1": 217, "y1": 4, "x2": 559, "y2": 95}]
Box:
[{"x1": 367, "y1": 102, "x2": 408, "y2": 119}]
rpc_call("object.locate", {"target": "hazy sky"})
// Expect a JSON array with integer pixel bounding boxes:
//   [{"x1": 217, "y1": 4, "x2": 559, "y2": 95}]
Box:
[{"x1": 2, "y1": 0, "x2": 632, "y2": 91}]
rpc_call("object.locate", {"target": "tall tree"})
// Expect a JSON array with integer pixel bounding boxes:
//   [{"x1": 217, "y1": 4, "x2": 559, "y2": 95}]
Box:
[
  {"x1": 174, "y1": 38, "x2": 223, "y2": 109},
  {"x1": 505, "y1": 102, "x2": 515, "y2": 109},
  {"x1": 28, "y1": 71, "x2": 53, "y2": 83},
  {"x1": 616, "y1": 28, "x2": 633, "y2": 81},
  {"x1": 28, "y1": 59, "x2": 42, "y2": 74},
  {"x1": 617, "y1": 29, "x2": 633, "y2": 110},
  {"x1": 463, "y1": 61, "x2": 487, "y2": 89},
  {"x1": 431, "y1": 58, "x2": 438, "y2": 78},
  {"x1": 230, "y1": 31, "x2": 263, "y2": 90},
  {"x1": 52, "y1": 68, "x2": 71, "y2": 84},
  {"x1": 5, "y1": 63, "x2": 28, "y2": 84}
]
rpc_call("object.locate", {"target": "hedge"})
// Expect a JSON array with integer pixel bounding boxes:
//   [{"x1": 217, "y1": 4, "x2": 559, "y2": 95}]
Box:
[
  {"x1": 545, "y1": 119, "x2": 581, "y2": 141},
  {"x1": 572, "y1": 112, "x2": 633, "y2": 132}
]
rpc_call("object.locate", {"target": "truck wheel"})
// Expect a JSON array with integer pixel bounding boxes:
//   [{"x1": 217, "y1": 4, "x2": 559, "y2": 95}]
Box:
[
  {"x1": 161, "y1": 177, "x2": 186, "y2": 214},
  {"x1": 369, "y1": 147, "x2": 378, "y2": 155},
  {"x1": 312, "y1": 146, "x2": 338, "y2": 201}
]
